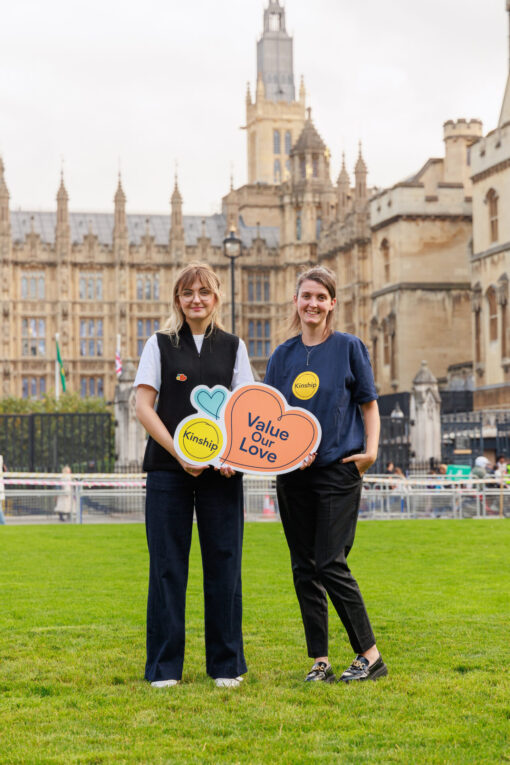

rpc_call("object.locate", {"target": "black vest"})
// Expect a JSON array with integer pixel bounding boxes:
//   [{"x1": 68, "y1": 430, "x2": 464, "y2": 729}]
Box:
[{"x1": 142, "y1": 323, "x2": 239, "y2": 471}]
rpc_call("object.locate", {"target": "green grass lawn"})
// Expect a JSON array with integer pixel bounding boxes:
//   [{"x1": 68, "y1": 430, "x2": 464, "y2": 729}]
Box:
[{"x1": 0, "y1": 520, "x2": 509, "y2": 764}]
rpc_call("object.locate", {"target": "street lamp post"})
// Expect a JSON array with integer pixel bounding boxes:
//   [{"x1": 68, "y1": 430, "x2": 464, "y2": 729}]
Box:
[{"x1": 222, "y1": 230, "x2": 243, "y2": 334}]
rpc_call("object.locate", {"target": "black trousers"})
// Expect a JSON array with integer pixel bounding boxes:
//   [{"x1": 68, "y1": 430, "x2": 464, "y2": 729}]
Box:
[
  {"x1": 276, "y1": 460, "x2": 376, "y2": 657},
  {"x1": 144, "y1": 469, "x2": 247, "y2": 682}
]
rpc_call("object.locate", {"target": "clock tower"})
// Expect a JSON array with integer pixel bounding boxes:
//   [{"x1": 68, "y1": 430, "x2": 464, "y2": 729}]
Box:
[{"x1": 245, "y1": 1, "x2": 306, "y2": 185}]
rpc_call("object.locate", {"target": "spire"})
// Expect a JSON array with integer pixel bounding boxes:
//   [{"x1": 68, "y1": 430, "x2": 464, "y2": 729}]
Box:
[
  {"x1": 171, "y1": 170, "x2": 182, "y2": 203},
  {"x1": 170, "y1": 169, "x2": 184, "y2": 253},
  {"x1": 114, "y1": 173, "x2": 127, "y2": 240},
  {"x1": 0, "y1": 157, "x2": 9, "y2": 204},
  {"x1": 258, "y1": 0, "x2": 295, "y2": 102},
  {"x1": 336, "y1": 153, "x2": 350, "y2": 223},
  {"x1": 354, "y1": 141, "x2": 368, "y2": 205},
  {"x1": 56, "y1": 169, "x2": 70, "y2": 240},
  {"x1": 0, "y1": 156, "x2": 10, "y2": 234},
  {"x1": 57, "y1": 169, "x2": 68, "y2": 202},
  {"x1": 355, "y1": 141, "x2": 367, "y2": 174},
  {"x1": 114, "y1": 172, "x2": 126, "y2": 205},
  {"x1": 291, "y1": 109, "x2": 327, "y2": 154},
  {"x1": 337, "y1": 152, "x2": 350, "y2": 185},
  {"x1": 299, "y1": 75, "x2": 306, "y2": 104},
  {"x1": 499, "y1": 0, "x2": 510, "y2": 126}
]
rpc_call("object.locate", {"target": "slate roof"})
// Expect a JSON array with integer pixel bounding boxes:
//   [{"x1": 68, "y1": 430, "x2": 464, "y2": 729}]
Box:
[{"x1": 10, "y1": 211, "x2": 279, "y2": 249}]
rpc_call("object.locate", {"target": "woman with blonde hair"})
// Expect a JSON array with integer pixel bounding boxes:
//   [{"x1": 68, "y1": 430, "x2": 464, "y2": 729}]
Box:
[
  {"x1": 264, "y1": 265, "x2": 387, "y2": 684},
  {"x1": 135, "y1": 263, "x2": 253, "y2": 688}
]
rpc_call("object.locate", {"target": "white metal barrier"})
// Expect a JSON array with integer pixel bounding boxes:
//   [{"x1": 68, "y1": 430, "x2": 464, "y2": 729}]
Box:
[{"x1": 1, "y1": 473, "x2": 509, "y2": 524}]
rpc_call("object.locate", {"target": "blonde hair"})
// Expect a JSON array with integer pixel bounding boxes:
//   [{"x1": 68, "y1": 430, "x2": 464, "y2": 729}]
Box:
[
  {"x1": 159, "y1": 263, "x2": 224, "y2": 342},
  {"x1": 288, "y1": 265, "x2": 337, "y2": 337}
]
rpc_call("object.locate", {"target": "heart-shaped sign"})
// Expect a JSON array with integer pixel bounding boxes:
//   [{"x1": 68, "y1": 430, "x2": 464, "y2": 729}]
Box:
[
  {"x1": 220, "y1": 385, "x2": 321, "y2": 474},
  {"x1": 193, "y1": 386, "x2": 228, "y2": 420}
]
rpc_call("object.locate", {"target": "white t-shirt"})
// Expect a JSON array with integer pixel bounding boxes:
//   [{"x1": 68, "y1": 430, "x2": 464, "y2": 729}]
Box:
[{"x1": 133, "y1": 332, "x2": 254, "y2": 391}]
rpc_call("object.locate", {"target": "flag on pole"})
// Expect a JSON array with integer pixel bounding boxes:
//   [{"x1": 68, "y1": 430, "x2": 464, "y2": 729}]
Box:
[
  {"x1": 115, "y1": 334, "x2": 122, "y2": 379},
  {"x1": 56, "y1": 335, "x2": 66, "y2": 393}
]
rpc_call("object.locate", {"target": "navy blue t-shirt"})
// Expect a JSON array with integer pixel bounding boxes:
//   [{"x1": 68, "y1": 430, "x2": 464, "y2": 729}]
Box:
[{"x1": 264, "y1": 332, "x2": 377, "y2": 467}]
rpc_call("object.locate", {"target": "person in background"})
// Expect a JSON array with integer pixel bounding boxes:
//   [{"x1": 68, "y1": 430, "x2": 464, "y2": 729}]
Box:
[
  {"x1": 134, "y1": 263, "x2": 253, "y2": 689},
  {"x1": 472, "y1": 455, "x2": 491, "y2": 480},
  {"x1": 494, "y1": 454, "x2": 508, "y2": 481},
  {"x1": 55, "y1": 465, "x2": 73, "y2": 522},
  {"x1": 264, "y1": 265, "x2": 387, "y2": 684}
]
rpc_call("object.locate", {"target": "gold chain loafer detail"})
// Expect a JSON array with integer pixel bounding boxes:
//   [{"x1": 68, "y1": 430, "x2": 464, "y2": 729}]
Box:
[
  {"x1": 304, "y1": 661, "x2": 336, "y2": 683},
  {"x1": 339, "y1": 654, "x2": 388, "y2": 683}
]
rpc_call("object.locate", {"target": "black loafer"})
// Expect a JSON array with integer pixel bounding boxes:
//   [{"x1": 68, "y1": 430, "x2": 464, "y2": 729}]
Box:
[
  {"x1": 305, "y1": 661, "x2": 336, "y2": 683},
  {"x1": 339, "y1": 654, "x2": 388, "y2": 683}
]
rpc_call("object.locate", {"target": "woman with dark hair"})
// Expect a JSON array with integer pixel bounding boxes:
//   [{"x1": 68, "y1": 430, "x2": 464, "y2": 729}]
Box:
[
  {"x1": 264, "y1": 265, "x2": 387, "y2": 684},
  {"x1": 135, "y1": 263, "x2": 253, "y2": 688}
]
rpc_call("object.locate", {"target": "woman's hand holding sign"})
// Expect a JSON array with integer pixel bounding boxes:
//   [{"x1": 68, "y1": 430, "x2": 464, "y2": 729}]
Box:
[{"x1": 173, "y1": 383, "x2": 322, "y2": 476}]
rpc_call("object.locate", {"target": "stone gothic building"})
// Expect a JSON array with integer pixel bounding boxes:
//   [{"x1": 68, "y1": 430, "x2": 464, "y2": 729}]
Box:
[
  {"x1": 1, "y1": 0, "x2": 509, "y2": 411},
  {"x1": 470, "y1": 0, "x2": 510, "y2": 408}
]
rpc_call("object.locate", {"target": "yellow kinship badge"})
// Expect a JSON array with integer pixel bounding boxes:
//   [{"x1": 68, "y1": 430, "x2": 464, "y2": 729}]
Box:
[
  {"x1": 292, "y1": 371, "x2": 320, "y2": 400},
  {"x1": 178, "y1": 418, "x2": 223, "y2": 463}
]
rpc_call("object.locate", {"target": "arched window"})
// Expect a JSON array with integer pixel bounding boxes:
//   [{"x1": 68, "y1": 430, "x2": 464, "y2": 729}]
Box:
[
  {"x1": 136, "y1": 276, "x2": 143, "y2": 300},
  {"x1": 487, "y1": 286, "x2": 498, "y2": 342},
  {"x1": 273, "y1": 130, "x2": 281, "y2": 155},
  {"x1": 498, "y1": 275, "x2": 508, "y2": 359},
  {"x1": 274, "y1": 159, "x2": 281, "y2": 184},
  {"x1": 486, "y1": 189, "x2": 498, "y2": 243},
  {"x1": 296, "y1": 213, "x2": 302, "y2": 241},
  {"x1": 300, "y1": 158, "x2": 306, "y2": 179},
  {"x1": 285, "y1": 131, "x2": 292, "y2": 154},
  {"x1": 382, "y1": 320, "x2": 390, "y2": 365},
  {"x1": 316, "y1": 216, "x2": 322, "y2": 239},
  {"x1": 381, "y1": 239, "x2": 390, "y2": 283},
  {"x1": 312, "y1": 156, "x2": 319, "y2": 178}
]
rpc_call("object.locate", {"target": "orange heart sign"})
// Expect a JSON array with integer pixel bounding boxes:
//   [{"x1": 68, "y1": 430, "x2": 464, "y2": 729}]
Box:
[
  {"x1": 173, "y1": 383, "x2": 321, "y2": 475},
  {"x1": 221, "y1": 384, "x2": 321, "y2": 474}
]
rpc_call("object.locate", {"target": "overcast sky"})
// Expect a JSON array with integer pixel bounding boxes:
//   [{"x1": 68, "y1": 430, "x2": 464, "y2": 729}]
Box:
[{"x1": 1, "y1": 0, "x2": 508, "y2": 216}]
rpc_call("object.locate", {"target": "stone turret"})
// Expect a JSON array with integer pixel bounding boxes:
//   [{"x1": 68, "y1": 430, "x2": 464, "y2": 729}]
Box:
[
  {"x1": 290, "y1": 108, "x2": 329, "y2": 185},
  {"x1": 443, "y1": 119, "x2": 483, "y2": 190}
]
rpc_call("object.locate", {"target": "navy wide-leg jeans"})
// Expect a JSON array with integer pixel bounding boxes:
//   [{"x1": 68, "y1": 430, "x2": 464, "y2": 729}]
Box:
[{"x1": 144, "y1": 469, "x2": 247, "y2": 682}]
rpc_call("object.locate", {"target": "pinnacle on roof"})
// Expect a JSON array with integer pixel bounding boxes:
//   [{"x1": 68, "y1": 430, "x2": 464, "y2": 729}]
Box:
[
  {"x1": 0, "y1": 156, "x2": 9, "y2": 198},
  {"x1": 291, "y1": 108, "x2": 327, "y2": 154},
  {"x1": 171, "y1": 172, "x2": 182, "y2": 203},
  {"x1": 337, "y1": 152, "x2": 350, "y2": 186},
  {"x1": 57, "y1": 170, "x2": 68, "y2": 201},
  {"x1": 114, "y1": 173, "x2": 126, "y2": 203},
  {"x1": 355, "y1": 142, "x2": 367, "y2": 174},
  {"x1": 499, "y1": 0, "x2": 510, "y2": 126},
  {"x1": 413, "y1": 360, "x2": 437, "y2": 385}
]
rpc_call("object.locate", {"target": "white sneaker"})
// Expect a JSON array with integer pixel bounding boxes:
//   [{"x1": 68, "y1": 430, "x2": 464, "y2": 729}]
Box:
[
  {"x1": 214, "y1": 676, "x2": 243, "y2": 688},
  {"x1": 151, "y1": 679, "x2": 179, "y2": 688}
]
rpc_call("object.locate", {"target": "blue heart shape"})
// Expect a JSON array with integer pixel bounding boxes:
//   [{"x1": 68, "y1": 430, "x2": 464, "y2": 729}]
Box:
[{"x1": 194, "y1": 388, "x2": 227, "y2": 420}]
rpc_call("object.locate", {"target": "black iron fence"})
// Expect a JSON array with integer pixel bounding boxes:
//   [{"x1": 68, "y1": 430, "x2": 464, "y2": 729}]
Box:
[
  {"x1": 0, "y1": 413, "x2": 115, "y2": 472},
  {"x1": 441, "y1": 410, "x2": 510, "y2": 466},
  {"x1": 373, "y1": 415, "x2": 410, "y2": 473}
]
